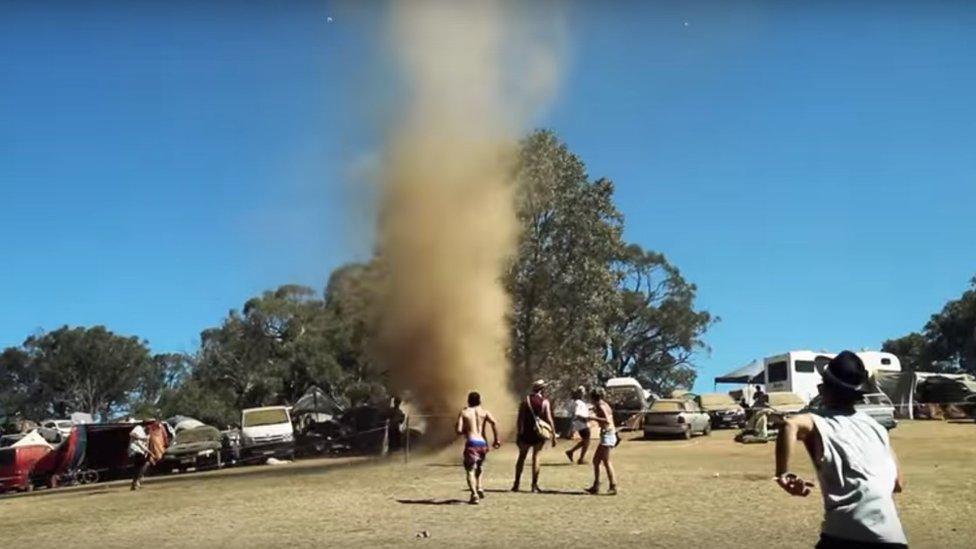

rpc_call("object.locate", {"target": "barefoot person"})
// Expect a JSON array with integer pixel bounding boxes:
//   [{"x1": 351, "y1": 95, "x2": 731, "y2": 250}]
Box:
[
  {"x1": 564, "y1": 387, "x2": 592, "y2": 465},
  {"x1": 775, "y1": 351, "x2": 907, "y2": 548},
  {"x1": 512, "y1": 379, "x2": 556, "y2": 493},
  {"x1": 585, "y1": 388, "x2": 618, "y2": 495},
  {"x1": 456, "y1": 391, "x2": 501, "y2": 505}
]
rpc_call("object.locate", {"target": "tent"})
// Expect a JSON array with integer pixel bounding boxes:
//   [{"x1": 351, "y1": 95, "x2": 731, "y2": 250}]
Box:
[
  {"x1": 714, "y1": 359, "x2": 765, "y2": 387},
  {"x1": 873, "y1": 371, "x2": 976, "y2": 419}
]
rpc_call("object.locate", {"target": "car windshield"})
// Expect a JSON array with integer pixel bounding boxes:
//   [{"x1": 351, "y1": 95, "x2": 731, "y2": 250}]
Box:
[
  {"x1": 649, "y1": 400, "x2": 684, "y2": 412},
  {"x1": 699, "y1": 394, "x2": 736, "y2": 408},
  {"x1": 606, "y1": 387, "x2": 644, "y2": 410},
  {"x1": 242, "y1": 409, "x2": 289, "y2": 427}
]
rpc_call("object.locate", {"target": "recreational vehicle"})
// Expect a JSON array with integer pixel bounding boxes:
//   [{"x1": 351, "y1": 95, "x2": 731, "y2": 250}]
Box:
[{"x1": 763, "y1": 350, "x2": 901, "y2": 403}]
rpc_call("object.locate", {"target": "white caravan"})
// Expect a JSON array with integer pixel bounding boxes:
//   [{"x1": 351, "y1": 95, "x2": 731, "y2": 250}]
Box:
[{"x1": 763, "y1": 350, "x2": 901, "y2": 403}]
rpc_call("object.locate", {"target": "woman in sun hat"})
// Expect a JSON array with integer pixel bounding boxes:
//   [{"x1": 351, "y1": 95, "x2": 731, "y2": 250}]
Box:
[{"x1": 512, "y1": 379, "x2": 556, "y2": 493}]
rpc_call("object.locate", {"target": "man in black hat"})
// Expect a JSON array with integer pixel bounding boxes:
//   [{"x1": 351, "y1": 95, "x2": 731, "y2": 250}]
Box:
[{"x1": 774, "y1": 351, "x2": 907, "y2": 548}]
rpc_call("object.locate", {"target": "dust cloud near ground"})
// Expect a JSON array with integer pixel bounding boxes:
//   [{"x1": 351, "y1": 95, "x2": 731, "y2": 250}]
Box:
[{"x1": 372, "y1": 1, "x2": 565, "y2": 441}]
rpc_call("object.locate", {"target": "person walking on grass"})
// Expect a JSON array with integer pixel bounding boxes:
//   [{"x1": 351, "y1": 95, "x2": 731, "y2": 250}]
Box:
[
  {"x1": 585, "y1": 387, "x2": 618, "y2": 496},
  {"x1": 775, "y1": 351, "x2": 907, "y2": 549},
  {"x1": 564, "y1": 386, "x2": 592, "y2": 465},
  {"x1": 512, "y1": 379, "x2": 556, "y2": 493},
  {"x1": 456, "y1": 391, "x2": 501, "y2": 505}
]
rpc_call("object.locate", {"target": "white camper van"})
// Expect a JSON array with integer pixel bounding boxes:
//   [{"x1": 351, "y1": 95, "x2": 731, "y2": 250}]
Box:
[
  {"x1": 763, "y1": 350, "x2": 900, "y2": 403},
  {"x1": 240, "y1": 406, "x2": 295, "y2": 461}
]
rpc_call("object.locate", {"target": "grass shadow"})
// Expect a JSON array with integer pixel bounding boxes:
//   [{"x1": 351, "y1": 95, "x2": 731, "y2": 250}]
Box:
[{"x1": 397, "y1": 498, "x2": 468, "y2": 505}]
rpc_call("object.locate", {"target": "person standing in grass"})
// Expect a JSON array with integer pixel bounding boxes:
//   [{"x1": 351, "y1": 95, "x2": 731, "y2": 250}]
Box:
[
  {"x1": 564, "y1": 386, "x2": 592, "y2": 465},
  {"x1": 585, "y1": 388, "x2": 618, "y2": 496},
  {"x1": 512, "y1": 379, "x2": 556, "y2": 493},
  {"x1": 457, "y1": 391, "x2": 501, "y2": 505},
  {"x1": 775, "y1": 351, "x2": 907, "y2": 549}
]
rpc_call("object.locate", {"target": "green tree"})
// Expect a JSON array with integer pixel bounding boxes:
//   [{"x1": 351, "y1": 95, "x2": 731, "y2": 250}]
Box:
[
  {"x1": 0, "y1": 347, "x2": 42, "y2": 420},
  {"x1": 323, "y1": 261, "x2": 386, "y2": 393},
  {"x1": 607, "y1": 244, "x2": 716, "y2": 395},
  {"x1": 881, "y1": 332, "x2": 930, "y2": 372},
  {"x1": 11, "y1": 326, "x2": 155, "y2": 420},
  {"x1": 194, "y1": 285, "x2": 342, "y2": 410},
  {"x1": 882, "y1": 276, "x2": 976, "y2": 374},
  {"x1": 507, "y1": 130, "x2": 625, "y2": 392}
]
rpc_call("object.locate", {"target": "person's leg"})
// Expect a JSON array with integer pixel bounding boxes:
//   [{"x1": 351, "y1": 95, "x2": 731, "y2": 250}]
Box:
[
  {"x1": 475, "y1": 459, "x2": 485, "y2": 499},
  {"x1": 131, "y1": 455, "x2": 148, "y2": 490},
  {"x1": 465, "y1": 464, "x2": 478, "y2": 503},
  {"x1": 587, "y1": 447, "x2": 605, "y2": 493},
  {"x1": 565, "y1": 439, "x2": 580, "y2": 462},
  {"x1": 578, "y1": 436, "x2": 591, "y2": 464},
  {"x1": 604, "y1": 448, "x2": 617, "y2": 494},
  {"x1": 530, "y1": 443, "x2": 543, "y2": 492},
  {"x1": 512, "y1": 442, "x2": 528, "y2": 491}
]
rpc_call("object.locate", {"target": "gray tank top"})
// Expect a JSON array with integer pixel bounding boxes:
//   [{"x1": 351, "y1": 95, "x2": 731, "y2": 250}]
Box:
[{"x1": 810, "y1": 410, "x2": 907, "y2": 545}]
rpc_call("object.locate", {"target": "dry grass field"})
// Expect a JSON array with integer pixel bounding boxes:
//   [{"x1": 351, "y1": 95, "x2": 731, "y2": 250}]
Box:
[{"x1": 1, "y1": 421, "x2": 973, "y2": 548}]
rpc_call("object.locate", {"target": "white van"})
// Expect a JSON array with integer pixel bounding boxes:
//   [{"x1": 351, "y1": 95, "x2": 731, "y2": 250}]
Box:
[
  {"x1": 240, "y1": 406, "x2": 295, "y2": 461},
  {"x1": 763, "y1": 350, "x2": 901, "y2": 403}
]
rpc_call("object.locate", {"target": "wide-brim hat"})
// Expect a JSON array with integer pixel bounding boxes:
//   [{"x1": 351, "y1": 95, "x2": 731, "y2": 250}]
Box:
[
  {"x1": 815, "y1": 353, "x2": 869, "y2": 395},
  {"x1": 531, "y1": 379, "x2": 548, "y2": 391}
]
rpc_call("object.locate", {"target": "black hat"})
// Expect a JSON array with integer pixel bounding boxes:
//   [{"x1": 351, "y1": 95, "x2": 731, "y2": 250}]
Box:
[{"x1": 815, "y1": 351, "x2": 869, "y2": 395}]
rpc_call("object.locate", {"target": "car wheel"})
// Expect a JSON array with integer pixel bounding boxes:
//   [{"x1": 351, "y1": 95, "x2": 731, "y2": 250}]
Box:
[
  {"x1": 703, "y1": 423, "x2": 712, "y2": 436},
  {"x1": 682, "y1": 427, "x2": 692, "y2": 440}
]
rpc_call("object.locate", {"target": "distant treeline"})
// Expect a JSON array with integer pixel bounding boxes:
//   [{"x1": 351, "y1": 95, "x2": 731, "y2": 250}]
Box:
[{"x1": 0, "y1": 130, "x2": 716, "y2": 426}]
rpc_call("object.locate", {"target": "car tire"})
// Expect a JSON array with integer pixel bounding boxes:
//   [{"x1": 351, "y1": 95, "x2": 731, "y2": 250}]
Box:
[
  {"x1": 703, "y1": 423, "x2": 712, "y2": 436},
  {"x1": 682, "y1": 427, "x2": 692, "y2": 440}
]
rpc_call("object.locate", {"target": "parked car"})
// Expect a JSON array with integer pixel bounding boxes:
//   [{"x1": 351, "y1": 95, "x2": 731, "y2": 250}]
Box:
[
  {"x1": 643, "y1": 399, "x2": 711, "y2": 439},
  {"x1": 803, "y1": 392, "x2": 898, "y2": 430},
  {"x1": 606, "y1": 377, "x2": 650, "y2": 430},
  {"x1": 765, "y1": 392, "x2": 807, "y2": 415},
  {"x1": 697, "y1": 393, "x2": 746, "y2": 429},
  {"x1": 240, "y1": 406, "x2": 295, "y2": 462},
  {"x1": 157, "y1": 425, "x2": 223, "y2": 474}
]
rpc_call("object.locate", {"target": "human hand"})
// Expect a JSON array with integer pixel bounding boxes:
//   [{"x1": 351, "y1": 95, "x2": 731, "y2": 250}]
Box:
[{"x1": 775, "y1": 473, "x2": 813, "y2": 497}]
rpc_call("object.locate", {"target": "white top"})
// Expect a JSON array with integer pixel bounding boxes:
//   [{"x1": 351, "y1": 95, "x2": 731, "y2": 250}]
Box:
[
  {"x1": 571, "y1": 399, "x2": 590, "y2": 431},
  {"x1": 810, "y1": 410, "x2": 907, "y2": 545},
  {"x1": 128, "y1": 425, "x2": 148, "y2": 457}
]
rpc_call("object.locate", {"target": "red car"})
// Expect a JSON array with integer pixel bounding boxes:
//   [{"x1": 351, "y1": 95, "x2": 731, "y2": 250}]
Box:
[{"x1": 0, "y1": 442, "x2": 60, "y2": 493}]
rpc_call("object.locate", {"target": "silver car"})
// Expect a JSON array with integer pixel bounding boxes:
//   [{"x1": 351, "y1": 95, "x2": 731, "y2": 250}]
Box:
[
  {"x1": 643, "y1": 398, "x2": 711, "y2": 439},
  {"x1": 804, "y1": 392, "x2": 897, "y2": 430}
]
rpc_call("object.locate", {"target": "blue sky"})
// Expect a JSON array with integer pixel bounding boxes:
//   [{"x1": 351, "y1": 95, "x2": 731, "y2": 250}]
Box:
[{"x1": 1, "y1": 1, "x2": 974, "y2": 392}]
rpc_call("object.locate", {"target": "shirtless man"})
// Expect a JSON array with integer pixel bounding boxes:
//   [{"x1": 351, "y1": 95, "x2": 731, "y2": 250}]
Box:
[
  {"x1": 585, "y1": 388, "x2": 618, "y2": 495},
  {"x1": 456, "y1": 391, "x2": 501, "y2": 505}
]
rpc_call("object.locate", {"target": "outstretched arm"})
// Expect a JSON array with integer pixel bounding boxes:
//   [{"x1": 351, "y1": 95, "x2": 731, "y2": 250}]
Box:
[{"x1": 775, "y1": 413, "x2": 816, "y2": 497}]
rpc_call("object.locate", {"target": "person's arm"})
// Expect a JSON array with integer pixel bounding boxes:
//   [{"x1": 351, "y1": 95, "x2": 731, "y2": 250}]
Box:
[
  {"x1": 456, "y1": 411, "x2": 465, "y2": 437},
  {"x1": 774, "y1": 413, "x2": 816, "y2": 497},
  {"x1": 485, "y1": 412, "x2": 501, "y2": 448},
  {"x1": 544, "y1": 401, "x2": 557, "y2": 446}
]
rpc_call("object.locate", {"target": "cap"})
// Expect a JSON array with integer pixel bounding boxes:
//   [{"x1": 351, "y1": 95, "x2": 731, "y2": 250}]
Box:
[{"x1": 816, "y1": 351, "x2": 869, "y2": 395}]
